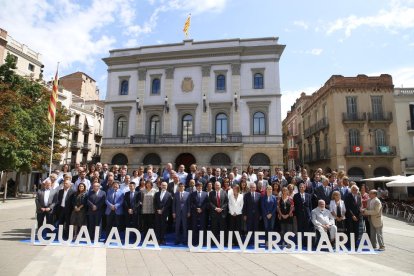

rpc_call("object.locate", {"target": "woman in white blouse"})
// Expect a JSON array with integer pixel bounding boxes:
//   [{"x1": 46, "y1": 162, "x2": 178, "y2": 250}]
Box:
[
  {"x1": 228, "y1": 185, "x2": 244, "y2": 242},
  {"x1": 329, "y1": 191, "x2": 347, "y2": 232},
  {"x1": 246, "y1": 165, "x2": 257, "y2": 183}
]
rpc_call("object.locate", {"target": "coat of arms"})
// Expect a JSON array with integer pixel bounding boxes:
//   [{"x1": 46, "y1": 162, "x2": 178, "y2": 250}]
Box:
[{"x1": 181, "y1": 77, "x2": 194, "y2": 92}]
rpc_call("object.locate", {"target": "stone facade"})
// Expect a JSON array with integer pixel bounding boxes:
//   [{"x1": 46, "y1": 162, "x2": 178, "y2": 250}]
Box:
[
  {"x1": 59, "y1": 71, "x2": 100, "y2": 101},
  {"x1": 102, "y1": 38, "x2": 285, "y2": 170},
  {"x1": 284, "y1": 74, "x2": 401, "y2": 181}
]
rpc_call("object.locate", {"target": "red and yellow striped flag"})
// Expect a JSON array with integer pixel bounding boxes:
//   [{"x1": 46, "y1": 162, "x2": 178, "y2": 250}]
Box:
[
  {"x1": 48, "y1": 70, "x2": 58, "y2": 124},
  {"x1": 183, "y1": 14, "x2": 191, "y2": 38}
]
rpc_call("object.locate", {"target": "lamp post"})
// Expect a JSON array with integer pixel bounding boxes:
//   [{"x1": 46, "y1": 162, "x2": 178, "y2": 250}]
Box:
[
  {"x1": 136, "y1": 97, "x2": 141, "y2": 114},
  {"x1": 234, "y1": 92, "x2": 238, "y2": 112},
  {"x1": 203, "y1": 94, "x2": 207, "y2": 112},
  {"x1": 164, "y1": 96, "x2": 169, "y2": 113}
]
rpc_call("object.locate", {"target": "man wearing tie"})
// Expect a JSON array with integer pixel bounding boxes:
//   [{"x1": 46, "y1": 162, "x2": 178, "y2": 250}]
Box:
[
  {"x1": 57, "y1": 180, "x2": 75, "y2": 237},
  {"x1": 124, "y1": 182, "x2": 138, "y2": 229},
  {"x1": 87, "y1": 182, "x2": 106, "y2": 241},
  {"x1": 173, "y1": 183, "x2": 190, "y2": 245},
  {"x1": 315, "y1": 178, "x2": 332, "y2": 206},
  {"x1": 185, "y1": 164, "x2": 198, "y2": 188},
  {"x1": 35, "y1": 180, "x2": 58, "y2": 229},
  {"x1": 243, "y1": 183, "x2": 261, "y2": 238},
  {"x1": 154, "y1": 182, "x2": 172, "y2": 245},
  {"x1": 167, "y1": 174, "x2": 180, "y2": 232},
  {"x1": 105, "y1": 181, "x2": 124, "y2": 237},
  {"x1": 209, "y1": 181, "x2": 228, "y2": 242},
  {"x1": 345, "y1": 184, "x2": 361, "y2": 247},
  {"x1": 209, "y1": 168, "x2": 223, "y2": 185},
  {"x1": 293, "y1": 183, "x2": 313, "y2": 236},
  {"x1": 190, "y1": 182, "x2": 208, "y2": 245}
]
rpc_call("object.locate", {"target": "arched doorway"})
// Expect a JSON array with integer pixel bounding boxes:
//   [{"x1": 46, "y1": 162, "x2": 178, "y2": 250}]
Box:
[
  {"x1": 347, "y1": 167, "x2": 365, "y2": 182},
  {"x1": 175, "y1": 153, "x2": 196, "y2": 171},
  {"x1": 143, "y1": 153, "x2": 161, "y2": 166},
  {"x1": 373, "y1": 167, "x2": 391, "y2": 177},
  {"x1": 249, "y1": 153, "x2": 270, "y2": 168},
  {"x1": 111, "y1": 153, "x2": 128, "y2": 165},
  {"x1": 210, "y1": 153, "x2": 231, "y2": 166}
]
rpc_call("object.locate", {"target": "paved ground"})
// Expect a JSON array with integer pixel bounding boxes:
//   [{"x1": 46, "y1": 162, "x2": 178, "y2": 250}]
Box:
[{"x1": 0, "y1": 198, "x2": 413, "y2": 276}]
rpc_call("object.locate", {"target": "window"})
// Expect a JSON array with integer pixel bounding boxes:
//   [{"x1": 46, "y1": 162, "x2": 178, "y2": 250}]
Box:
[
  {"x1": 253, "y1": 112, "x2": 265, "y2": 135},
  {"x1": 149, "y1": 115, "x2": 160, "y2": 143},
  {"x1": 120, "y1": 80, "x2": 129, "y2": 95},
  {"x1": 324, "y1": 133, "x2": 329, "y2": 156},
  {"x1": 116, "y1": 116, "x2": 127, "y2": 137},
  {"x1": 182, "y1": 114, "x2": 193, "y2": 143},
  {"x1": 215, "y1": 113, "x2": 228, "y2": 142},
  {"x1": 346, "y1": 96, "x2": 357, "y2": 116},
  {"x1": 371, "y1": 96, "x2": 383, "y2": 119},
  {"x1": 216, "y1": 74, "x2": 226, "y2": 91},
  {"x1": 349, "y1": 129, "x2": 360, "y2": 146},
  {"x1": 28, "y1": 63, "x2": 35, "y2": 72},
  {"x1": 151, "y1": 78, "x2": 161, "y2": 94},
  {"x1": 253, "y1": 73, "x2": 264, "y2": 89},
  {"x1": 375, "y1": 129, "x2": 386, "y2": 146}
]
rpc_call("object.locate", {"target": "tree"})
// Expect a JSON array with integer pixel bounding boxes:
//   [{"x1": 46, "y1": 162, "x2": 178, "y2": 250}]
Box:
[{"x1": 0, "y1": 53, "x2": 71, "y2": 175}]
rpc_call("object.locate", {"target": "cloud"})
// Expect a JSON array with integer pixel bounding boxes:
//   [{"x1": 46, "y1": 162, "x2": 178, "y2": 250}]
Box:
[
  {"x1": 326, "y1": 0, "x2": 414, "y2": 37},
  {"x1": 293, "y1": 20, "x2": 309, "y2": 30},
  {"x1": 310, "y1": 48, "x2": 323, "y2": 55},
  {"x1": 369, "y1": 67, "x2": 414, "y2": 87},
  {"x1": 292, "y1": 48, "x2": 323, "y2": 56},
  {"x1": 281, "y1": 87, "x2": 318, "y2": 120}
]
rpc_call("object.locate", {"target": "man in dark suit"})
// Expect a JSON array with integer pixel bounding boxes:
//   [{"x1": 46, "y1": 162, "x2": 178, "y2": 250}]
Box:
[
  {"x1": 154, "y1": 182, "x2": 172, "y2": 245},
  {"x1": 173, "y1": 183, "x2": 191, "y2": 245},
  {"x1": 209, "y1": 168, "x2": 223, "y2": 185},
  {"x1": 334, "y1": 176, "x2": 350, "y2": 199},
  {"x1": 344, "y1": 184, "x2": 362, "y2": 247},
  {"x1": 209, "y1": 181, "x2": 228, "y2": 242},
  {"x1": 99, "y1": 163, "x2": 109, "y2": 182},
  {"x1": 35, "y1": 179, "x2": 58, "y2": 231},
  {"x1": 87, "y1": 182, "x2": 106, "y2": 241},
  {"x1": 314, "y1": 178, "x2": 332, "y2": 206},
  {"x1": 124, "y1": 182, "x2": 139, "y2": 229},
  {"x1": 167, "y1": 174, "x2": 180, "y2": 232},
  {"x1": 105, "y1": 181, "x2": 124, "y2": 236},
  {"x1": 243, "y1": 183, "x2": 261, "y2": 237},
  {"x1": 190, "y1": 182, "x2": 208, "y2": 245},
  {"x1": 185, "y1": 164, "x2": 198, "y2": 188},
  {"x1": 293, "y1": 183, "x2": 313, "y2": 235},
  {"x1": 56, "y1": 180, "x2": 75, "y2": 237}
]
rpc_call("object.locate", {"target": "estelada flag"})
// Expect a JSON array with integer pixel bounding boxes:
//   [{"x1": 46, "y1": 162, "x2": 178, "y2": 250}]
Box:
[
  {"x1": 48, "y1": 70, "x2": 58, "y2": 124},
  {"x1": 352, "y1": 146, "x2": 362, "y2": 153}
]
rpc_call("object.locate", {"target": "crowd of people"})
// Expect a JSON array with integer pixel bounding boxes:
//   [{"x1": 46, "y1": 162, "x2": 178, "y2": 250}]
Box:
[{"x1": 34, "y1": 162, "x2": 385, "y2": 250}]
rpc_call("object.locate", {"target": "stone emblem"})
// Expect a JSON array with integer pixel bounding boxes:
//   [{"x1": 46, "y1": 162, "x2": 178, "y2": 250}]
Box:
[{"x1": 181, "y1": 77, "x2": 194, "y2": 92}]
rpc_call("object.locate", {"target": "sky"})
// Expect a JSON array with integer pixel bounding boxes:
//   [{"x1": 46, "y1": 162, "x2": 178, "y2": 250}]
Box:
[{"x1": 1, "y1": 0, "x2": 414, "y2": 119}]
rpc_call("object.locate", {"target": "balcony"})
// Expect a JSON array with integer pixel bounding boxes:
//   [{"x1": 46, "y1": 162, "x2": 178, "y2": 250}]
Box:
[
  {"x1": 83, "y1": 128, "x2": 92, "y2": 134},
  {"x1": 407, "y1": 120, "x2": 414, "y2": 132},
  {"x1": 70, "y1": 141, "x2": 82, "y2": 149},
  {"x1": 342, "y1": 112, "x2": 366, "y2": 123},
  {"x1": 316, "y1": 117, "x2": 329, "y2": 131},
  {"x1": 405, "y1": 158, "x2": 414, "y2": 169},
  {"x1": 94, "y1": 129, "x2": 103, "y2": 137},
  {"x1": 367, "y1": 112, "x2": 393, "y2": 123},
  {"x1": 81, "y1": 143, "x2": 92, "y2": 152},
  {"x1": 73, "y1": 122, "x2": 82, "y2": 130},
  {"x1": 304, "y1": 149, "x2": 330, "y2": 164},
  {"x1": 344, "y1": 145, "x2": 396, "y2": 157}
]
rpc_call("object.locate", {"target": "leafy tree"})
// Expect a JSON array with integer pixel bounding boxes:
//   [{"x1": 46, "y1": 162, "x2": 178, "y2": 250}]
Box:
[{"x1": 0, "y1": 53, "x2": 71, "y2": 173}]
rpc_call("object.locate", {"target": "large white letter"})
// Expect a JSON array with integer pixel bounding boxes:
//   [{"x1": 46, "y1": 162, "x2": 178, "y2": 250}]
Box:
[
  {"x1": 93, "y1": 226, "x2": 101, "y2": 245},
  {"x1": 142, "y1": 229, "x2": 160, "y2": 249},
  {"x1": 303, "y1": 232, "x2": 316, "y2": 251},
  {"x1": 74, "y1": 226, "x2": 92, "y2": 245},
  {"x1": 357, "y1": 233, "x2": 375, "y2": 253},
  {"x1": 283, "y1": 232, "x2": 296, "y2": 252},
  {"x1": 31, "y1": 224, "x2": 36, "y2": 244},
  {"x1": 38, "y1": 224, "x2": 56, "y2": 245},
  {"x1": 315, "y1": 232, "x2": 333, "y2": 252},
  {"x1": 206, "y1": 231, "x2": 224, "y2": 251},
  {"x1": 235, "y1": 231, "x2": 251, "y2": 252},
  {"x1": 254, "y1": 232, "x2": 266, "y2": 252},
  {"x1": 105, "y1": 227, "x2": 122, "y2": 247},
  {"x1": 57, "y1": 225, "x2": 74, "y2": 245},
  {"x1": 227, "y1": 231, "x2": 233, "y2": 250},
  {"x1": 124, "y1": 228, "x2": 141, "y2": 249},
  {"x1": 188, "y1": 230, "x2": 204, "y2": 251},
  {"x1": 335, "y1": 233, "x2": 348, "y2": 253},
  {"x1": 267, "y1": 232, "x2": 281, "y2": 252}
]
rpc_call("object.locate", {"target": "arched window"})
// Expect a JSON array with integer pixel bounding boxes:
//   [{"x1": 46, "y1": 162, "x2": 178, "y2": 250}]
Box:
[
  {"x1": 151, "y1": 78, "x2": 161, "y2": 94},
  {"x1": 143, "y1": 153, "x2": 161, "y2": 166},
  {"x1": 210, "y1": 153, "x2": 231, "y2": 166},
  {"x1": 348, "y1": 129, "x2": 360, "y2": 146},
  {"x1": 215, "y1": 113, "x2": 228, "y2": 142},
  {"x1": 253, "y1": 73, "x2": 264, "y2": 89},
  {"x1": 182, "y1": 114, "x2": 193, "y2": 143},
  {"x1": 111, "y1": 153, "x2": 128, "y2": 165},
  {"x1": 116, "y1": 116, "x2": 127, "y2": 137},
  {"x1": 120, "y1": 80, "x2": 129, "y2": 95},
  {"x1": 253, "y1": 112, "x2": 265, "y2": 135},
  {"x1": 149, "y1": 115, "x2": 160, "y2": 143},
  {"x1": 375, "y1": 129, "x2": 386, "y2": 146},
  {"x1": 249, "y1": 153, "x2": 270, "y2": 166},
  {"x1": 216, "y1": 74, "x2": 225, "y2": 91}
]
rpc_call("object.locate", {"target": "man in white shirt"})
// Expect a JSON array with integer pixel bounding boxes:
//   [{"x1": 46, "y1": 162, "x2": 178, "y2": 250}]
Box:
[
  {"x1": 74, "y1": 170, "x2": 91, "y2": 191},
  {"x1": 312, "y1": 199, "x2": 337, "y2": 243},
  {"x1": 176, "y1": 164, "x2": 188, "y2": 184},
  {"x1": 232, "y1": 167, "x2": 242, "y2": 182}
]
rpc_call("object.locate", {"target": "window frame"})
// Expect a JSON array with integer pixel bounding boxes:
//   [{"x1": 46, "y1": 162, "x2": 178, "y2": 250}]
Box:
[
  {"x1": 253, "y1": 111, "x2": 266, "y2": 135},
  {"x1": 119, "y1": 78, "x2": 130, "y2": 95},
  {"x1": 116, "y1": 116, "x2": 128, "y2": 137},
  {"x1": 151, "y1": 76, "x2": 162, "y2": 95},
  {"x1": 215, "y1": 113, "x2": 228, "y2": 142}
]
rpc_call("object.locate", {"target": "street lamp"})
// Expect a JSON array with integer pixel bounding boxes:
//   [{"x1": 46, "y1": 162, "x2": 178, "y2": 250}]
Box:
[
  {"x1": 234, "y1": 92, "x2": 238, "y2": 112},
  {"x1": 136, "y1": 97, "x2": 141, "y2": 114},
  {"x1": 203, "y1": 94, "x2": 207, "y2": 112},
  {"x1": 164, "y1": 96, "x2": 169, "y2": 113}
]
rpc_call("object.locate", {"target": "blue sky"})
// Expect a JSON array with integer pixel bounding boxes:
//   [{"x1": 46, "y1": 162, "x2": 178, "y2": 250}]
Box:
[{"x1": 1, "y1": 0, "x2": 414, "y2": 118}]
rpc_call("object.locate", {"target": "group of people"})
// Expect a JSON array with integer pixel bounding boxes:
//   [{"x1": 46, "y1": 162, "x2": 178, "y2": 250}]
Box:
[{"x1": 34, "y1": 162, "x2": 384, "y2": 250}]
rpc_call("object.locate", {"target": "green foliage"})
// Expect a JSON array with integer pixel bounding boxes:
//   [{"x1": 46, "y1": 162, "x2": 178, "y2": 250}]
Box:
[{"x1": 0, "y1": 53, "x2": 71, "y2": 172}]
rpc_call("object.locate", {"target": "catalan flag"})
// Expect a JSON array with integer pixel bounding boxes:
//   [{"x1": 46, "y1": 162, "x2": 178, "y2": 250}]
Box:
[
  {"x1": 48, "y1": 69, "x2": 58, "y2": 124},
  {"x1": 183, "y1": 14, "x2": 191, "y2": 38}
]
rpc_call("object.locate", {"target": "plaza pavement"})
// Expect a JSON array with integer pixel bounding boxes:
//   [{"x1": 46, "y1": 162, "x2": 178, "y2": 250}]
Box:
[{"x1": 0, "y1": 197, "x2": 413, "y2": 276}]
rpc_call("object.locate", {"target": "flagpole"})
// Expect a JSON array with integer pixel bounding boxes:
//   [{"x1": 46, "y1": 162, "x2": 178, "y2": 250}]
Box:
[{"x1": 48, "y1": 62, "x2": 60, "y2": 175}]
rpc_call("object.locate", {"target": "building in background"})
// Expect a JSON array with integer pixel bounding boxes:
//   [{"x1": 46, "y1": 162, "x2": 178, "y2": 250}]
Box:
[
  {"x1": 0, "y1": 28, "x2": 43, "y2": 79},
  {"x1": 102, "y1": 37, "x2": 285, "y2": 170},
  {"x1": 284, "y1": 74, "x2": 401, "y2": 184}
]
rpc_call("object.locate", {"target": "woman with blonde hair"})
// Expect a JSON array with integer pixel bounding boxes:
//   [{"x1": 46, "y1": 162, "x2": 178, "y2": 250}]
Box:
[{"x1": 329, "y1": 190, "x2": 346, "y2": 232}]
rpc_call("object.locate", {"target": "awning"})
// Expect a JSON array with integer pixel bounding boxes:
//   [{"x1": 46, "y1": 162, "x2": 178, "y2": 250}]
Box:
[{"x1": 386, "y1": 176, "x2": 414, "y2": 187}]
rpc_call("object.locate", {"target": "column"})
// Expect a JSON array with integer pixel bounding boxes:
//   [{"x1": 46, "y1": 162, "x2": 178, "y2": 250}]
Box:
[
  {"x1": 201, "y1": 65, "x2": 211, "y2": 134},
  {"x1": 163, "y1": 67, "x2": 174, "y2": 135},
  {"x1": 231, "y1": 63, "x2": 241, "y2": 134},
  {"x1": 137, "y1": 69, "x2": 146, "y2": 134}
]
